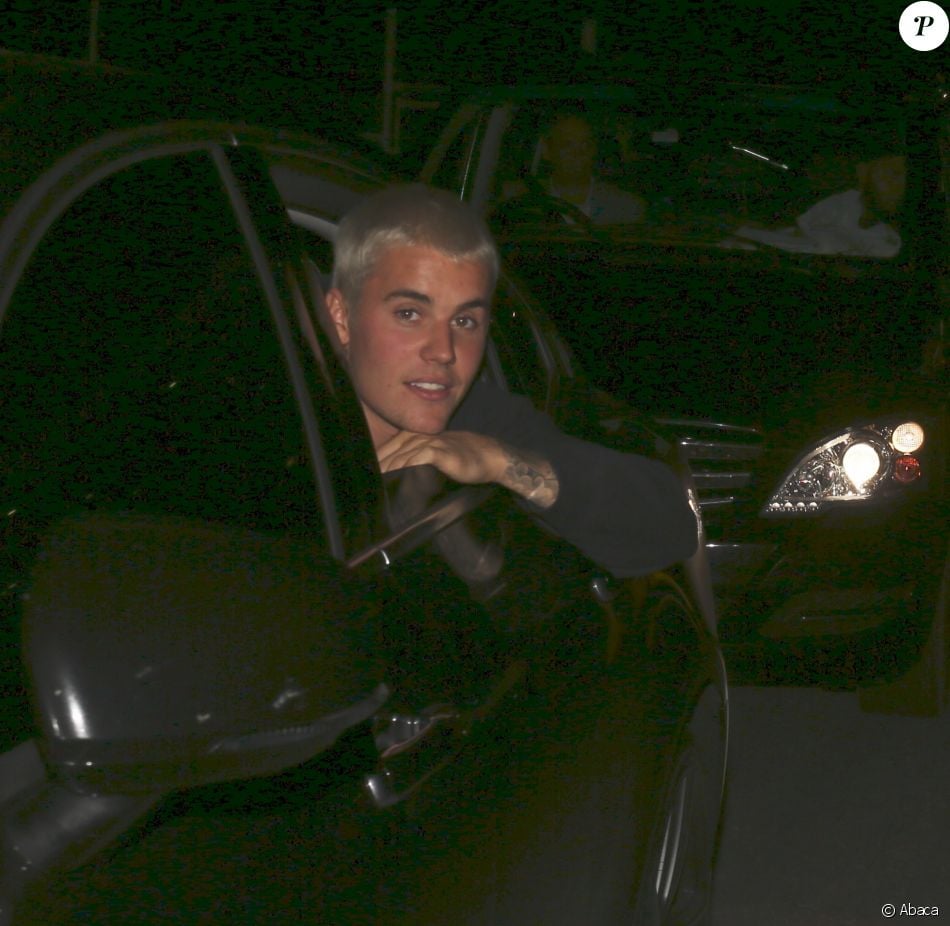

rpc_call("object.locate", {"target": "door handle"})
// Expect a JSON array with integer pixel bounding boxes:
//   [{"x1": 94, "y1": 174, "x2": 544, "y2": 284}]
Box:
[
  {"x1": 365, "y1": 704, "x2": 465, "y2": 809},
  {"x1": 374, "y1": 704, "x2": 461, "y2": 760},
  {"x1": 364, "y1": 661, "x2": 527, "y2": 809}
]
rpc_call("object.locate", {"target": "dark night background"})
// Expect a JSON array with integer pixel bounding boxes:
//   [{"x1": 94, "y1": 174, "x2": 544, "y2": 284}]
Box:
[
  {"x1": 1, "y1": 1, "x2": 943, "y2": 153},
  {"x1": 1, "y1": 6, "x2": 948, "y2": 925}
]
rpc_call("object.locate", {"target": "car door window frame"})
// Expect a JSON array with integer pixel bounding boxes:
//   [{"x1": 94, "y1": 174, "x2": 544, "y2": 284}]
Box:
[
  {"x1": 0, "y1": 125, "x2": 360, "y2": 561},
  {"x1": 216, "y1": 142, "x2": 355, "y2": 557},
  {"x1": 470, "y1": 103, "x2": 515, "y2": 210}
]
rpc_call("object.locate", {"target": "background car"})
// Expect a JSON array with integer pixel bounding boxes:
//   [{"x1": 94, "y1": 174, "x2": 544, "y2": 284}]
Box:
[
  {"x1": 421, "y1": 80, "x2": 949, "y2": 714},
  {"x1": 0, "y1": 55, "x2": 726, "y2": 924}
]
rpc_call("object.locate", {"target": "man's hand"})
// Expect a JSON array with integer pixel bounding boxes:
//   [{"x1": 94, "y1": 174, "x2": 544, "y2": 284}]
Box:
[{"x1": 377, "y1": 430, "x2": 559, "y2": 509}]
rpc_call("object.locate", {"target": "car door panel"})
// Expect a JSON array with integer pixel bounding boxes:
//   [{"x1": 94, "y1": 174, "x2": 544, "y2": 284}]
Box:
[{"x1": 341, "y1": 465, "x2": 677, "y2": 924}]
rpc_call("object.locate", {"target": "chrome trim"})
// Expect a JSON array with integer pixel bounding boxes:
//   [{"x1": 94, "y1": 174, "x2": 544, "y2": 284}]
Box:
[
  {"x1": 656, "y1": 418, "x2": 762, "y2": 436},
  {"x1": 676, "y1": 440, "x2": 763, "y2": 461},
  {"x1": 657, "y1": 418, "x2": 766, "y2": 515},
  {"x1": 691, "y1": 473, "x2": 753, "y2": 487}
]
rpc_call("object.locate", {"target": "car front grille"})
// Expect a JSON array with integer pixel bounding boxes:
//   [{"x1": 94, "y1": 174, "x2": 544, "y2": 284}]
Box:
[{"x1": 656, "y1": 418, "x2": 766, "y2": 541}]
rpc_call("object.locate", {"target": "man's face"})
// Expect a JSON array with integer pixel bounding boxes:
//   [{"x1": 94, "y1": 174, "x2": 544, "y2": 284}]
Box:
[{"x1": 326, "y1": 245, "x2": 492, "y2": 449}]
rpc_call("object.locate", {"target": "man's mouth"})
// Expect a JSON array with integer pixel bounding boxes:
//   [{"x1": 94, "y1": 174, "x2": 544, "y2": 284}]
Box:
[{"x1": 406, "y1": 380, "x2": 452, "y2": 399}]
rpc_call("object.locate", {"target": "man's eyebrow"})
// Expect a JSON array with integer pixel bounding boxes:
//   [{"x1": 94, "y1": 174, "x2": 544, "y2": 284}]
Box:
[
  {"x1": 383, "y1": 290, "x2": 491, "y2": 312},
  {"x1": 383, "y1": 288, "x2": 431, "y2": 304}
]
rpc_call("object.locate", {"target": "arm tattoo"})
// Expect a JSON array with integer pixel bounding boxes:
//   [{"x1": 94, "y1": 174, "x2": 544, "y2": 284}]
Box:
[{"x1": 501, "y1": 445, "x2": 559, "y2": 509}]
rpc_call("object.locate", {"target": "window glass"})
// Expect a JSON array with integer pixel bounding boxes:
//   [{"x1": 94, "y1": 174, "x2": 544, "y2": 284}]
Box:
[
  {"x1": 488, "y1": 279, "x2": 551, "y2": 407},
  {"x1": 428, "y1": 109, "x2": 484, "y2": 195},
  {"x1": 492, "y1": 96, "x2": 908, "y2": 258},
  {"x1": 0, "y1": 151, "x2": 321, "y2": 541}
]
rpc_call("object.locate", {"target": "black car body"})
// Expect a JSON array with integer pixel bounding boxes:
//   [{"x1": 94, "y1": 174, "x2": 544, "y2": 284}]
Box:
[
  {"x1": 421, "y1": 81, "x2": 949, "y2": 713},
  {"x1": 0, "y1": 55, "x2": 726, "y2": 924}
]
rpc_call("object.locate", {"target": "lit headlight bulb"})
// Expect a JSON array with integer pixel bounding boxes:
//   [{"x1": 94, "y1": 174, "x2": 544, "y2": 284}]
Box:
[
  {"x1": 891, "y1": 421, "x2": 924, "y2": 453},
  {"x1": 842, "y1": 442, "x2": 881, "y2": 490}
]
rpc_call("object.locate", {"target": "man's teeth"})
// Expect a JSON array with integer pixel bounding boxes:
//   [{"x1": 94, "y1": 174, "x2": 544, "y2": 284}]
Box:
[{"x1": 410, "y1": 382, "x2": 447, "y2": 391}]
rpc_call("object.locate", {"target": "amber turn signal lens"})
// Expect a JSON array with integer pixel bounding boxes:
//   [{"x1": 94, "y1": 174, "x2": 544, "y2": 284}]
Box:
[{"x1": 893, "y1": 455, "x2": 921, "y2": 484}]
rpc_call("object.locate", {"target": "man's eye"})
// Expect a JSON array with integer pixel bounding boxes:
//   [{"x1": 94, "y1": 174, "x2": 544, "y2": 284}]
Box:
[
  {"x1": 453, "y1": 315, "x2": 479, "y2": 330},
  {"x1": 394, "y1": 308, "x2": 420, "y2": 321}
]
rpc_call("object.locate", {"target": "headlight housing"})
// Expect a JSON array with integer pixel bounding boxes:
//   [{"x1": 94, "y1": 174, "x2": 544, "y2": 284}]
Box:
[{"x1": 763, "y1": 420, "x2": 925, "y2": 516}]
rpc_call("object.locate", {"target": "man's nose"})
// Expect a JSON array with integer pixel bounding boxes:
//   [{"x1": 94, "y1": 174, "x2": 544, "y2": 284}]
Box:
[{"x1": 420, "y1": 323, "x2": 456, "y2": 364}]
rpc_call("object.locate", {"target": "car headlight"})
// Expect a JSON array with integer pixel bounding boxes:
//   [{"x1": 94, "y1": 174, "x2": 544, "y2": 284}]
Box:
[
  {"x1": 841, "y1": 442, "x2": 881, "y2": 488},
  {"x1": 890, "y1": 421, "x2": 924, "y2": 453},
  {"x1": 763, "y1": 421, "x2": 924, "y2": 515}
]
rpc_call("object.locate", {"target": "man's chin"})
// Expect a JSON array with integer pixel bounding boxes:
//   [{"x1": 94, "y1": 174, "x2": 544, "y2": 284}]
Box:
[
  {"x1": 400, "y1": 402, "x2": 461, "y2": 437},
  {"x1": 403, "y1": 417, "x2": 453, "y2": 437},
  {"x1": 366, "y1": 408, "x2": 455, "y2": 447}
]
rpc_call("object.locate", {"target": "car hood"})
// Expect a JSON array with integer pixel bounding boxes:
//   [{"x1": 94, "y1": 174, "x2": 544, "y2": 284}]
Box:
[{"x1": 501, "y1": 233, "x2": 938, "y2": 432}]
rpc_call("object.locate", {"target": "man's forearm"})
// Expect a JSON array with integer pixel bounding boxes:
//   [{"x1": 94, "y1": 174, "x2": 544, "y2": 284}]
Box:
[{"x1": 499, "y1": 443, "x2": 559, "y2": 509}]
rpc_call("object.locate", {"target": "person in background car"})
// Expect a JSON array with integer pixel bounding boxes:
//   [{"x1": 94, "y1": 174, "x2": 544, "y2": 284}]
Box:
[
  {"x1": 732, "y1": 147, "x2": 906, "y2": 257},
  {"x1": 324, "y1": 184, "x2": 696, "y2": 577},
  {"x1": 501, "y1": 112, "x2": 648, "y2": 226}
]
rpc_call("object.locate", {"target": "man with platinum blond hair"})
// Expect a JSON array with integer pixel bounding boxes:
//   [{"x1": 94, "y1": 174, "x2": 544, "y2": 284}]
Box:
[{"x1": 325, "y1": 184, "x2": 695, "y2": 577}]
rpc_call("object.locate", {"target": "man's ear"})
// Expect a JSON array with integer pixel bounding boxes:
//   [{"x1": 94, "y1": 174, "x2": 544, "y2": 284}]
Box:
[{"x1": 324, "y1": 288, "x2": 351, "y2": 350}]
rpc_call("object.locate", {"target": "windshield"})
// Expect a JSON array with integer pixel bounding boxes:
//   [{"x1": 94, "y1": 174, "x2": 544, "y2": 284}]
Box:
[
  {"x1": 490, "y1": 93, "x2": 909, "y2": 260},
  {"x1": 464, "y1": 90, "x2": 947, "y2": 424}
]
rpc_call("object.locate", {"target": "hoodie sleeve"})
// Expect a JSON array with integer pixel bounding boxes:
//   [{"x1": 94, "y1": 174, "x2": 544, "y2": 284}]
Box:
[{"x1": 450, "y1": 381, "x2": 698, "y2": 578}]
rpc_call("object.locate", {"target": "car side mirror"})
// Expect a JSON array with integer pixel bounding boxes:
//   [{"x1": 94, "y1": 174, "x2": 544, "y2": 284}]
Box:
[{"x1": 22, "y1": 512, "x2": 388, "y2": 792}]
